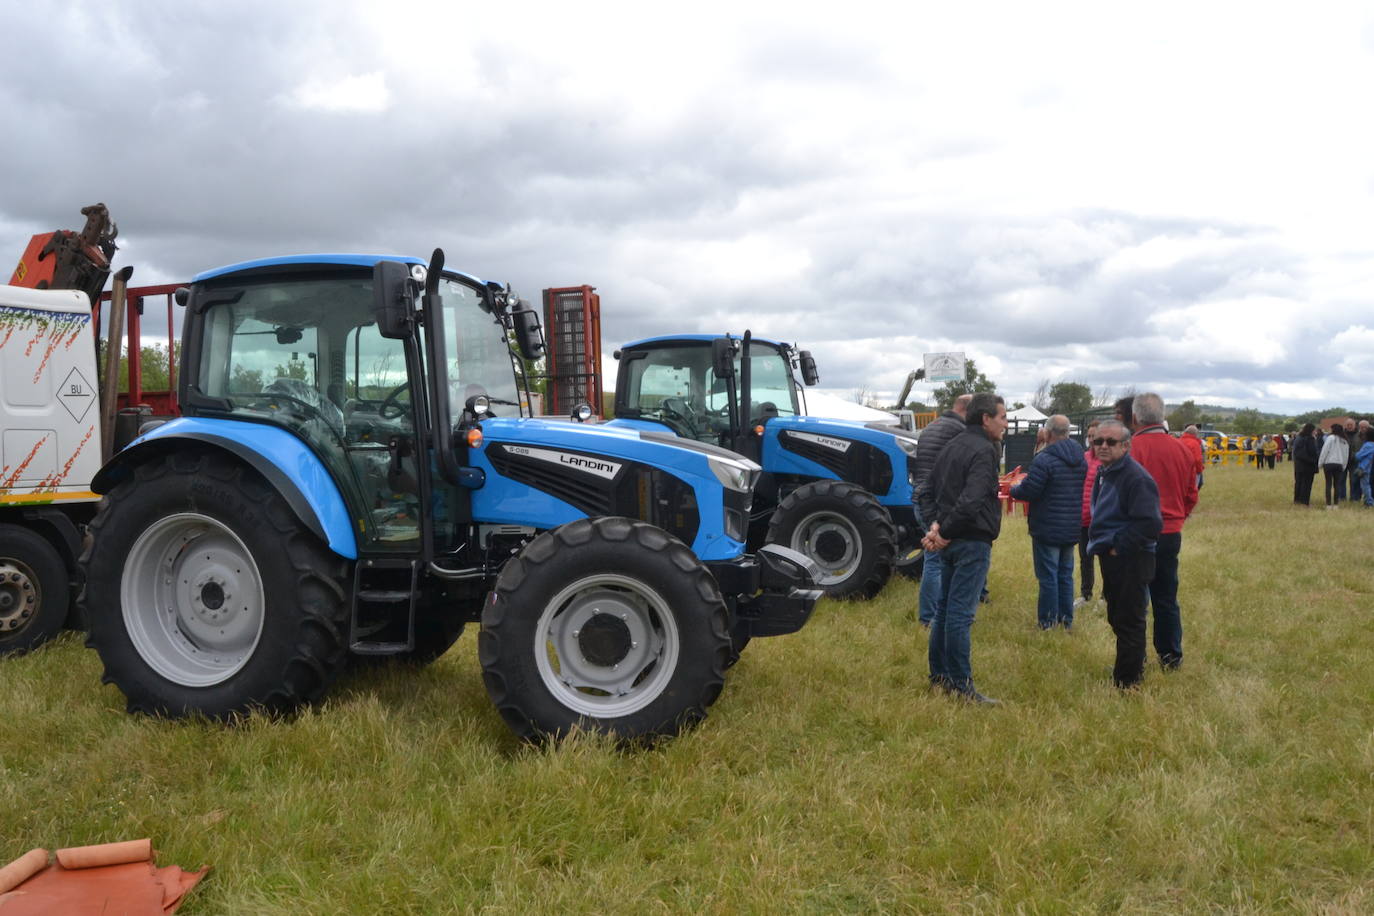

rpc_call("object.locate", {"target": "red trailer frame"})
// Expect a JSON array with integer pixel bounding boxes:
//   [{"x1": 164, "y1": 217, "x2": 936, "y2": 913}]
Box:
[
  {"x1": 95, "y1": 282, "x2": 184, "y2": 417},
  {"x1": 541, "y1": 285, "x2": 603, "y2": 417}
]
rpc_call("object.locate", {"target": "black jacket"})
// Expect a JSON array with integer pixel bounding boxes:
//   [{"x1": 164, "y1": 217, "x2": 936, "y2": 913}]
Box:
[
  {"x1": 913, "y1": 410, "x2": 964, "y2": 520},
  {"x1": 1290, "y1": 434, "x2": 1319, "y2": 470},
  {"x1": 928, "y1": 425, "x2": 1002, "y2": 543}
]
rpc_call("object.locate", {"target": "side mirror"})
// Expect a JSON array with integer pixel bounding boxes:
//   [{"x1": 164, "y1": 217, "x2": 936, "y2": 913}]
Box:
[
  {"x1": 372, "y1": 260, "x2": 419, "y2": 339},
  {"x1": 511, "y1": 301, "x2": 545, "y2": 360},
  {"x1": 173, "y1": 286, "x2": 190, "y2": 307},
  {"x1": 798, "y1": 350, "x2": 820, "y2": 386},
  {"x1": 712, "y1": 337, "x2": 736, "y2": 379}
]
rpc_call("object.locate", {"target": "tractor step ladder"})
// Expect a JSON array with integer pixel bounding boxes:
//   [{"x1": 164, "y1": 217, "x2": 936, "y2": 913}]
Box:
[{"x1": 349, "y1": 558, "x2": 419, "y2": 654}]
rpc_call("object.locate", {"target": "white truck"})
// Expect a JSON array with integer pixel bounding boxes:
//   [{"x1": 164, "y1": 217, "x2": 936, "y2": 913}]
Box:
[{"x1": 0, "y1": 284, "x2": 106, "y2": 653}]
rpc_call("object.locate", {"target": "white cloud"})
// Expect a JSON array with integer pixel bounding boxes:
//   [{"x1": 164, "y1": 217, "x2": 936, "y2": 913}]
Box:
[{"x1": 283, "y1": 71, "x2": 390, "y2": 113}]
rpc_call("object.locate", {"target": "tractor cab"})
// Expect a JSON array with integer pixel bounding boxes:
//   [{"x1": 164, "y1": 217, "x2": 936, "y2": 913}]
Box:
[{"x1": 612, "y1": 333, "x2": 819, "y2": 460}]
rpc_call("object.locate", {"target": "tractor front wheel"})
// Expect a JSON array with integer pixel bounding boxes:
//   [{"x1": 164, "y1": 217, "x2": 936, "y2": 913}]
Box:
[
  {"x1": 479, "y1": 517, "x2": 730, "y2": 742},
  {"x1": 767, "y1": 480, "x2": 896, "y2": 600}
]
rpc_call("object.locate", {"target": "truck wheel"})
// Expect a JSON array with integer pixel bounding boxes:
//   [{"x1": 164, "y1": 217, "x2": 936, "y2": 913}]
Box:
[
  {"x1": 479, "y1": 516, "x2": 730, "y2": 742},
  {"x1": 766, "y1": 480, "x2": 896, "y2": 600},
  {"x1": 0, "y1": 525, "x2": 70, "y2": 656},
  {"x1": 81, "y1": 452, "x2": 349, "y2": 718}
]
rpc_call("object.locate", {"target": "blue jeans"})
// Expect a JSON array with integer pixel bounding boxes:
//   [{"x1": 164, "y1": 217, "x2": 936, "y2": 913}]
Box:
[
  {"x1": 928, "y1": 539, "x2": 992, "y2": 688},
  {"x1": 918, "y1": 546, "x2": 942, "y2": 624},
  {"x1": 1031, "y1": 539, "x2": 1076, "y2": 628},
  {"x1": 1362, "y1": 474, "x2": 1372, "y2": 506},
  {"x1": 1149, "y1": 532, "x2": 1183, "y2": 665},
  {"x1": 914, "y1": 504, "x2": 941, "y2": 625}
]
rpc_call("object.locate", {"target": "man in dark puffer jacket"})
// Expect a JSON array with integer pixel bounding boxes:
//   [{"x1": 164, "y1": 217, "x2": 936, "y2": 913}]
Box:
[
  {"x1": 1010, "y1": 415, "x2": 1087, "y2": 629},
  {"x1": 922, "y1": 392, "x2": 1007, "y2": 704},
  {"x1": 912, "y1": 394, "x2": 972, "y2": 626}
]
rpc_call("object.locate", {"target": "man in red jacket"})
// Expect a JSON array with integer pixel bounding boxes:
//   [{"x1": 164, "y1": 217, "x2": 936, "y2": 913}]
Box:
[{"x1": 1121, "y1": 393, "x2": 1199, "y2": 670}]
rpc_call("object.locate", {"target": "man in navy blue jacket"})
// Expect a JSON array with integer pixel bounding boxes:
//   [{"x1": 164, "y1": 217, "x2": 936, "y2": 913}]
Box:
[
  {"x1": 1010, "y1": 415, "x2": 1087, "y2": 629},
  {"x1": 1088, "y1": 419, "x2": 1163, "y2": 688}
]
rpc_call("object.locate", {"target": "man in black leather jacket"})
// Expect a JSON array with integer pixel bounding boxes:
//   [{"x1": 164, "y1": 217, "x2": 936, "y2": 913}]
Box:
[{"x1": 921, "y1": 392, "x2": 1006, "y2": 704}]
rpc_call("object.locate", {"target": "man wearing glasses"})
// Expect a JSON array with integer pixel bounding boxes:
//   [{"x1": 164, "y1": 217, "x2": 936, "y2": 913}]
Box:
[
  {"x1": 921, "y1": 392, "x2": 1008, "y2": 704},
  {"x1": 1087, "y1": 420, "x2": 1163, "y2": 688}
]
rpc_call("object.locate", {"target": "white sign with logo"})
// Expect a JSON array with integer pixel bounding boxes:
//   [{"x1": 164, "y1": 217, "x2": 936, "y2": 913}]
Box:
[{"x1": 923, "y1": 352, "x2": 966, "y2": 383}]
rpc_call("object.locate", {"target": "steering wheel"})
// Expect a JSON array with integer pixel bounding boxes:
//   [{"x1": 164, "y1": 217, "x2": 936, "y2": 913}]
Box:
[
  {"x1": 660, "y1": 397, "x2": 701, "y2": 437},
  {"x1": 249, "y1": 391, "x2": 339, "y2": 434},
  {"x1": 379, "y1": 382, "x2": 410, "y2": 420}
]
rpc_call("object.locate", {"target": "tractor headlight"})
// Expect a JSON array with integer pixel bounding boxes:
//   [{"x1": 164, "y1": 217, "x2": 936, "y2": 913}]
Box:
[
  {"x1": 895, "y1": 437, "x2": 919, "y2": 457},
  {"x1": 708, "y1": 454, "x2": 761, "y2": 493}
]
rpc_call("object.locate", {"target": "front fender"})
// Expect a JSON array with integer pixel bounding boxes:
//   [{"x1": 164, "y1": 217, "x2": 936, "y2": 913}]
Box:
[{"x1": 91, "y1": 418, "x2": 358, "y2": 560}]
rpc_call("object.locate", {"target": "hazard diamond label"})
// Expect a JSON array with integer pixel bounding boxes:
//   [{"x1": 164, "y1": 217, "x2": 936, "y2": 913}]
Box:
[{"x1": 59, "y1": 367, "x2": 96, "y2": 423}]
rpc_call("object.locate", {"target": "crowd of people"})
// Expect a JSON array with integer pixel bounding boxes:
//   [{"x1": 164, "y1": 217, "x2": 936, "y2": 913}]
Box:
[
  {"x1": 911, "y1": 392, "x2": 1203, "y2": 703},
  {"x1": 1288, "y1": 419, "x2": 1374, "y2": 508}
]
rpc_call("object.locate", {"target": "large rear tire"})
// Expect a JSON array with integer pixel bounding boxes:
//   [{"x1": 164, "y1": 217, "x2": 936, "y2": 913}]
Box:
[
  {"x1": 0, "y1": 525, "x2": 70, "y2": 656},
  {"x1": 766, "y1": 480, "x2": 896, "y2": 600},
  {"x1": 81, "y1": 452, "x2": 350, "y2": 718},
  {"x1": 479, "y1": 516, "x2": 730, "y2": 742}
]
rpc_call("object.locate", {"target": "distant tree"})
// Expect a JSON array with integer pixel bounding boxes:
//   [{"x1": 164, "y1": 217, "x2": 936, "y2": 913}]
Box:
[
  {"x1": 1168, "y1": 399, "x2": 1203, "y2": 429},
  {"x1": 898, "y1": 400, "x2": 931, "y2": 413},
  {"x1": 1093, "y1": 384, "x2": 1116, "y2": 408},
  {"x1": 1048, "y1": 381, "x2": 1093, "y2": 416},
  {"x1": 850, "y1": 385, "x2": 872, "y2": 405},
  {"x1": 96, "y1": 341, "x2": 182, "y2": 392},
  {"x1": 933, "y1": 359, "x2": 997, "y2": 412},
  {"x1": 1231, "y1": 408, "x2": 1265, "y2": 435},
  {"x1": 1012, "y1": 401, "x2": 1026, "y2": 410},
  {"x1": 1030, "y1": 378, "x2": 1051, "y2": 412},
  {"x1": 230, "y1": 365, "x2": 265, "y2": 393}
]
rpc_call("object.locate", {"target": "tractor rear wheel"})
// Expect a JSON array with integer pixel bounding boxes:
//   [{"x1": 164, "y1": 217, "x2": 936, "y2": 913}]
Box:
[
  {"x1": 0, "y1": 525, "x2": 70, "y2": 656},
  {"x1": 81, "y1": 452, "x2": 350, "y2": 718},
  {"x1": 479, "y1": 516, "x2": 731, "y2": 742},
  {"x1": 767, "y1": 480, "x2": 896, "y2": 600}
]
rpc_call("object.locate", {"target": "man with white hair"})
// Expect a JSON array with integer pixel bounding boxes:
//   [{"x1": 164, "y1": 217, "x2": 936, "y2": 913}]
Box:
[
  {"x1": 1010, "y1": 414, "x2": 1087, "y2": 629},
  {"x1": 1129, "y1": 392, "x2": 1199, "y2": 671}
]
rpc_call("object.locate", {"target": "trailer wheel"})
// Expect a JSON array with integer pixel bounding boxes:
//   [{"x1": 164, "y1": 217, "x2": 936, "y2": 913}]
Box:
[
  {"x1": 81, "y1": 451, "x2": 350, "y2": 718},
  {"x1": 767, "y1": 480, "x2": 896, "y2": 600},
  {"x1": 479, "y1": 517, "x2": 730, "y2": 742},
  {"x1": 0, "y1": 525, "x2": 70, "y2": 656}
]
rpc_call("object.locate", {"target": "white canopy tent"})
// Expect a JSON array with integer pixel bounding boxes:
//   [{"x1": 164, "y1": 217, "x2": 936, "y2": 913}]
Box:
[
  {"x1": 1006, "y1": 404, "x2": 1047, "y2": 431},
  {"x1": 803, "y1": 391, "x2": 898, "y2": 422}
]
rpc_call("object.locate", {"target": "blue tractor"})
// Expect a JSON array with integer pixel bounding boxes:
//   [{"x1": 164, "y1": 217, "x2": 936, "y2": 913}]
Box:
[
  {"x1": 79, "y1": 252, "x2": 819, "y2": 741},
  {"x1": 608, "y1": 333, "x2": 923, "y2": 600}
]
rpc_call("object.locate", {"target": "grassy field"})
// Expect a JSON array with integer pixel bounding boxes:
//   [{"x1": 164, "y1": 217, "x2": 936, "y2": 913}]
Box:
[{"x1": 2, "y1": 466, "x2": 1371, "y2": 913}]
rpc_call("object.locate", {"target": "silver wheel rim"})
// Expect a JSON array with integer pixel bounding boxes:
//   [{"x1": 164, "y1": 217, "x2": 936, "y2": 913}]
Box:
[
  {"x1": 789, "y1": 510, "x2": 862, "y2": 587},
  {"x1": 534, "y1": 573, "x2": 680, "y2": 718},
  {"x1": 0, "y1": 559, "x2": 39, "y2": 635},
  {"x1": 121, "y1": 513, "x2": 265, "y2": 686}
]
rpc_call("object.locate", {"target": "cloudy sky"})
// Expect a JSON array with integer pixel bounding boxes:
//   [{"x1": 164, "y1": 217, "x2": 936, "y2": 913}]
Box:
[{"x1": 4, "y1": 1, "x2": 1373, "y2": 414}]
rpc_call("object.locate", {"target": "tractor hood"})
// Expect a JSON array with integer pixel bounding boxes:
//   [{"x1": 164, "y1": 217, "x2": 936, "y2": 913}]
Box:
[{"x1": 467, "y1": 417, "x2": 760, "y2": 561}]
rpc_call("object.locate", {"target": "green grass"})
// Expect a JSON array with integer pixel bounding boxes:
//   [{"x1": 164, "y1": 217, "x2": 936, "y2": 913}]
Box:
[{"x1": 3, "y1": 467, "x2": 1372, "y2": 913}]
